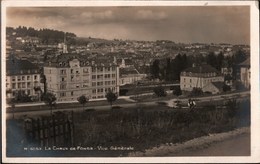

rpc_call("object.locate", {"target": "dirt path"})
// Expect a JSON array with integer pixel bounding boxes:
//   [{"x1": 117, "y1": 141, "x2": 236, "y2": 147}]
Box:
[{"x1": 129, "y1": 127, "x2": 250, "y2": 157}]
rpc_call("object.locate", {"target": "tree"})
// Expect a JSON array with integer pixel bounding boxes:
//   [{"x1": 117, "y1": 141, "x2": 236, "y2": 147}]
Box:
[
  {"x1": 150, "y1": 59, "x2": 160, "y2": 79},
  {"x1": 34, "y1": 86, "x2": 42, "y2": 101},
  {"x1": 105, "y1": 89, "x2": 118, "y2": 109},
  {"x1": 173, "y1": 86, "x2": 182, "y2": 96},
  {"x1": 42, "y1": 92, "x2": 57, "y2": 115},
  {"x1": 77, "y1": 95, "x2": 89, "y2": 111},
  {"x1": 153, "y1": 86, "x2": 167, "y2": 97},
  {"x1": 223, "y1": 84, "x2": 231, "y2": 92},
  {"x1": 7, "y1": 98, "x2": 15, "y2": 119},
  {"x1": 190, "y1": 87, "x2": 203, "y2": 97}
]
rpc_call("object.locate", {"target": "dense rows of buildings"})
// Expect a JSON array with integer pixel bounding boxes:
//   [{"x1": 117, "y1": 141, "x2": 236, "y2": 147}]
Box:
[{"x1": 5, "y1": 30, "x2": 251, "y2": 102}]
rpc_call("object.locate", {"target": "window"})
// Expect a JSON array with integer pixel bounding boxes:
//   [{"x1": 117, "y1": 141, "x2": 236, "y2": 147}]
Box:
[
  {"x1": 12, "y1": 77, "x2": 15, "y2": 82},
  {"x1": 27, "y1": 90, "x2": 30, "y2": 95},
  {"x1": 76, "y1": 85, "x2": 79, "y2": 88},
  {"x1": 27, "y1": 76, "x2": 30, "y2": 80},
  {"x1": 18, "y1": 83, "x2": 21, "y2": 89},
  {"x1": 34, "y1": 75, "x2": 37, "y2": 80},
  {"x1": 76, "y1": 70, "x2": 79, "y2": 74},
  {"x1": 61, "y1": 77, "x2": 65, "y2": 82},
  {"x1": 22, "y1": 76, "x2": 25, "y2": 81},
  {"x1": 112, "y1": 67, "x2": 116, "y2": 71},
  {"x1": 60, "y1": 84, "x2": 66, "y2": 89},
  {"x1": 12, "y1": 83, "x2": 16, "y2": 89},
  {"x1": 92, "y1": 90, "x2": 96, "y2": 94},
  {"x1": 71, "y1": 91, "x2": 74, "y2": 96},
  {"x1": 112, "y1": 74, "x2": 115, "y2": 78},
  {"x1": 17, "y1": 76, "x2": 21, "y2": 81},
  {"x1": 60, "y1": 92, "x2": 66, "y2": 97},
  {"x1": 60, "y1": 69, "x2": 66, "y2": 75},
  {"x1": 92, "y1": 75, "x2": 96, "y2": 79},
  {"x1": 97, "y1": 82, "x2": 103, "y2": 86},
  {"x1": 184, "y1": 78, "x2": 186, "y2": 82},
  {"x1": 83, "y1": 68, "x2": 88, "y2": 73},
  {"x1": 27, "y1": 82, "x2": 31, "y2": 87},
  {"x1": 71, "y1": 69, "x2": 73, "y2": 74},
  {"x1": 71, "y1": 76, "x2": 74, "y2": 81},
  {"x1": 190, "y1": 79, "x2": 192, "y2": 83},
  {"x1": 92, "y1": 82, "x2": 96, "y2": 86}
]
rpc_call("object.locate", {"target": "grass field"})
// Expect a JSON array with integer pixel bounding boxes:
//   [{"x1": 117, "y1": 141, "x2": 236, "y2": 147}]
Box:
[{"x1": 6, "y1": 98, "x2": 250, "y2": 157}]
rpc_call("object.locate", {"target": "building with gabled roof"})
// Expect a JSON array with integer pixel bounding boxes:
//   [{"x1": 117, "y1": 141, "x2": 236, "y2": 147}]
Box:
[
  {"x1": 180, "y1": 64, "x2": 224, "y2": 94},
  {"x1": 44, "y1": 53, "x2": 119, "y2": 101},
  {"x1": 119, "y1": 66, "x2": 147, "y2": 86},
  {"x1": 6, "y1": 57, "x2": 42, "y2": 100}
]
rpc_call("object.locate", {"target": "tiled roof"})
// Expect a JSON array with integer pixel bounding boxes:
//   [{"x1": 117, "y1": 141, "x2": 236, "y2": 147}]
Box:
[
  {"x1": 183, "y1": 64, "x2": 219, "y2": 74},
  {"x1": 120, "y1": 66, "x2": 139, "y2": 76},
  {"x1": 238, "y1": 58, "x2": 250, "y2": 66},
  {"x1": 211, "y1": 81, "x2": 224, "y2": 90},
  {"x1": 6, "y1": 58, "x2": 39, "y2": 75},
  {"x1": 46, "y1": 53, "x2": 117, "y2": 67}
]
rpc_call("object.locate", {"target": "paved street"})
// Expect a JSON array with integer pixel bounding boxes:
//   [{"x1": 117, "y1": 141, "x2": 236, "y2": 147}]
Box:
[{"x1": 5, "y1": 91, "x2": 250, "y2": 119}]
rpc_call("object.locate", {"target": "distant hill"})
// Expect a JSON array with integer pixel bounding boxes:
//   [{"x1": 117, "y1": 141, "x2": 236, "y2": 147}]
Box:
[{"x1": 7, "y1": 26, "x2": 76, "y2": 44}]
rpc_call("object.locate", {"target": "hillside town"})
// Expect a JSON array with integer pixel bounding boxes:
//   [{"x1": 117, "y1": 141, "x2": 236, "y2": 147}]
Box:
[
  {"x1": 5, "y1": 26, "x2": 251, "y2": 158},
  {"x1": 6, "y1": 26, "x2": 250, "y2": 104}
]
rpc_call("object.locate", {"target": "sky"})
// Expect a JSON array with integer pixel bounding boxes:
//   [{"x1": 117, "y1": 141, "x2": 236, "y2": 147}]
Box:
[{"x1": 6, "y1": 6, "x2": 250, "y2": 44}]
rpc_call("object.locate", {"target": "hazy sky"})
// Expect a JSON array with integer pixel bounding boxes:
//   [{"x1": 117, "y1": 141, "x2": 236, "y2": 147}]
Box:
[{"x1": 7, "y1": 6, "x2": 250, "y2": 44}]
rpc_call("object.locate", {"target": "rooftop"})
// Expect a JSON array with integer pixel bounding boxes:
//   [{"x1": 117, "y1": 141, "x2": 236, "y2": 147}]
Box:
[
  {"x1": 182, "y1": 64, "x2": 219, "y2": 74},
  {"x1": 6, "y1": 57, "x2": 39, "y2": 75},
  {"x1": 238, "y1": 58, "x2": 250, "y2": 66}
]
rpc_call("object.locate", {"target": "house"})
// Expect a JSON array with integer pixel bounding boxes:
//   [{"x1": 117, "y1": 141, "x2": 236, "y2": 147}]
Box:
[
  {"x1": 44, "y1": 53, "x2": 120, "y2": 101},
  {"x1": 238, "y1": 58, "x2": 250, "y2": 89},
  {"x1": 180, "y1": 64, "x2": 224, "y2": 94},
  {"x1": 119, "y1": 66, "x2": 147, "y2": 86},
  {"x1": 6, "y1": 57, "x2": 42, "y2": 100}
]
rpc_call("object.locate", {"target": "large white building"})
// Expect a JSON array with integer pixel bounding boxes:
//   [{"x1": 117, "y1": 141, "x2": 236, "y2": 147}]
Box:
[
  {"x1": 6, "y1": 57, "x2": 42, "y2": 100},
  {"x1": 44, "y1": 54, "x2": 120, "y2": 101},
  {"x1": 238, "y1": 58, "x2": 250, "y2": 89},
  {"x1": 180, "y1": 64, "x2": 224, "y2": 94}
]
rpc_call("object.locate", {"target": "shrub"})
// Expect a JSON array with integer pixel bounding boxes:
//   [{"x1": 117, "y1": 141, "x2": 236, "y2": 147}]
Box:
[
  {"x1": 153, "y1": 86, "x2": 167, "y2": 97},
  {"x1": 190, "y1": 87, "x2": 203, "y2": 97}
]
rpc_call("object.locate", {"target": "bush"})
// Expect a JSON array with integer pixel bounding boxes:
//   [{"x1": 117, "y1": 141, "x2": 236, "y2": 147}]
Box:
[
  {"x1": 190, "y1": 87, "x2": 203, "y2": 97},
  {"x1": 172, "y1": 86, "x2": 182, "y2": 96},
  {"x1": 153, "y1": 86, "x2": 167, "y2": 97},
  {"x1": 223, "y1": 84, "x2": 231, "y2": 92}
]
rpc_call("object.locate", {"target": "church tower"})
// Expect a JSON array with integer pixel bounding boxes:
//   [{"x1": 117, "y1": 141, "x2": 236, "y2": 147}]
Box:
[{"x1": 63, "y1": 33, "x2": 68, "y2": 53}]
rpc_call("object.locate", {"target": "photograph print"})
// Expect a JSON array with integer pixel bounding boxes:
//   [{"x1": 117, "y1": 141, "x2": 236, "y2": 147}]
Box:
[{"x1": 2, "y1": 1, "x2": 257, "y2": 163}]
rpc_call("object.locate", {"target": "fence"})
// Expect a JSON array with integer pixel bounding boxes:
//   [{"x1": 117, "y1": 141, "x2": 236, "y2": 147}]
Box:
[{"x1": 24, "y1": 111, "x2": 74, "y2": 147}]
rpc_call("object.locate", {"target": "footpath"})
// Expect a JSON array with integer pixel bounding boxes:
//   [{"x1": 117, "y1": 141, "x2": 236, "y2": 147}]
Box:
[{"x1": 128, "y1": 127, "x2": 250, "y2": 156}]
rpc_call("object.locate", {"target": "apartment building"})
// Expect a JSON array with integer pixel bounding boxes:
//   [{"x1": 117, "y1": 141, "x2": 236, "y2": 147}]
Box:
[
  {"x1": 44, "y1": 54, "x2": 119, "y2": 101},
  {"x1": 6, "y1": 57, "x2": 42, "y2": 99},
  {"x1": 180, "y1": 64, "x2": 224, "y2": 94},
  {"x1": 238, "y1": 58, "x2": 250, "y2": 89}
]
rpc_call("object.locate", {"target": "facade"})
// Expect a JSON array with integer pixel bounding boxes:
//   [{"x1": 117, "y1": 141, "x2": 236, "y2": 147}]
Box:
[
  {"x1": 44, "y1": 54, "x2": 119, "y2": 101},
  {"x1": 6, "y1": 58, "x2": 42, "y2": 99},
  {"x1": 119, "y1": 66, "x2": 147, "y2": 86},
  {"x1": 180, "y1": 64, "x2": 224, "y2": 94},
  {"x1": 239, "y1": 58, "x2": 250, "y2": 89}
]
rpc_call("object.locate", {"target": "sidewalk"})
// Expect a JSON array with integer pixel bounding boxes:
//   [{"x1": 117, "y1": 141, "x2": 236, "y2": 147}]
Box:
[{"x1": 128, "y1": 127, "x2": 250, "y2": 156}]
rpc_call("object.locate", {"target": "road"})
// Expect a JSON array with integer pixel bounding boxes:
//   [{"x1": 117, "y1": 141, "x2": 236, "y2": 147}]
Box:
[{"x1": 5, "y1": 91, "x2": 250, "y2": 119}]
